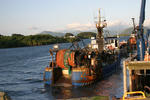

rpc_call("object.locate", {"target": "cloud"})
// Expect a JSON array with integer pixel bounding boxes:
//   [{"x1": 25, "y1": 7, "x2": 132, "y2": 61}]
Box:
[
  {"x1": 66, "y1": 22, "x2": 95, "y2": 31},
  {"x1": 66, "y1": 20, "x2": 130, "y2": 32},
  {"x1": 105, "y1": 20, "x2": 130, "y2": 32},
  {"x1": 144, "y1": 18, "x2": 150, "y2": 27},
  {"x1": 107, "y1": 20, "x2": 129, "y2": 27},
  {"x1": 25, "y1": 26, "x2": 43, "y2": 35},
  {"x1": 29, "y1": 26, "x2": 41, "y2": 30}
]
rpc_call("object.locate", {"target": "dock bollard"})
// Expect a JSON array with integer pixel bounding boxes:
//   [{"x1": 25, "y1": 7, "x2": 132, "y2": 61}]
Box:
[{"x1": 0, "y1": 92, "x2": 11, "y2": 100}]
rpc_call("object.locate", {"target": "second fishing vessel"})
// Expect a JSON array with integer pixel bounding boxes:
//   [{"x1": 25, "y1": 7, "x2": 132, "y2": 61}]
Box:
[{"x1": 43, "y1": 9, "x2": 121, "y2": 87}]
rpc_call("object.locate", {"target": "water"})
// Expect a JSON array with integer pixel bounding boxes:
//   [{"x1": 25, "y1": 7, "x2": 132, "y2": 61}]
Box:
[{"x1": 0, "y1": 39, "x2": 125, "y2": 100}]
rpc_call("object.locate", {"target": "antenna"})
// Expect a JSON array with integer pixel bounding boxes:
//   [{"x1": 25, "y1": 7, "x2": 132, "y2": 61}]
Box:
[
  {"x1": 98, "y1": 8, "x2": 101, "y2": 27},
  {"x1": 132, "y1": 18, "x2": 135, "y2": 31}
]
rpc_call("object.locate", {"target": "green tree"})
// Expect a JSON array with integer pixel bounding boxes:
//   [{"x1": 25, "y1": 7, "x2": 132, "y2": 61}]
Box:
[
  {"x1": 65, "y1": 33, "x2": 74, "y2": 38},
  {"x1": 77, "y1": 32, "x2": 96, "y2": 39}
]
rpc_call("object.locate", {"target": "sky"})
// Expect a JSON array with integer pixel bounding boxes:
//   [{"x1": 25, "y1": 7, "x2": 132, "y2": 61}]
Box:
[{"x1": 0, "y1": 0, "x2": 150, "y2": 35}]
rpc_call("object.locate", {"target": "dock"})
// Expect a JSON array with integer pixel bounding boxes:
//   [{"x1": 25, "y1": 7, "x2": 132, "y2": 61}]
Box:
[{"x1": 123, "y1": 53, "x2": 150, "y2": 99}]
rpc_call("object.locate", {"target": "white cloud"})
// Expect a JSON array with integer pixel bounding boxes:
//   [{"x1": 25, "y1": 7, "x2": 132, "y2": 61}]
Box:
[
  {"x1": 144, "y1": 18, "x2": 150, "y2": 27},
  {"x1": 66, "y1": 22, "x2": 95, "y2": 31},
  {"x1": 29, "y1": 26, "x2": 41, "y2": 30},
  {"x1": 65, "y1": 20, "x2": 131, "y2": 32},
  {"x1": 107, "y1": 20, "x2": 130, "y2": 27},
  {"x1": 105, "y1": 20, "x2": 131, "y2": 32}
]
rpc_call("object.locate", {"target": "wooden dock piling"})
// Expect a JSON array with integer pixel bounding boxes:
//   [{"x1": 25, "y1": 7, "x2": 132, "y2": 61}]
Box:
[
  {"x1": 123, "y1": 53, "x2": 137, "y2": 93},
  {"x1": 0, "y1": 92, "x2": 11, "y2": 100},
  {"x1": 123, "y1": 61, "x2": 127, "y2": 94}
]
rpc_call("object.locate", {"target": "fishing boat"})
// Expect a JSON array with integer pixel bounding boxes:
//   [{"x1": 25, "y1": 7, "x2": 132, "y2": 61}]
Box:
[{"x1": 43, "y1": 9, "x2": 121, "y2": 87}]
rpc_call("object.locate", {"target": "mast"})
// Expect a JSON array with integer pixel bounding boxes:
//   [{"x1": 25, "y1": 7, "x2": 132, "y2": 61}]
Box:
[{"x1": 96, "y1": 9, "x2": 107, "y2": 53}]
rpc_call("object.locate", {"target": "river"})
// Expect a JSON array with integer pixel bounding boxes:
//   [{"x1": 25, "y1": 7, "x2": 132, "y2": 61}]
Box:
[{"x1": 0, "y1": 39, "x2": 128, "y2": 100}]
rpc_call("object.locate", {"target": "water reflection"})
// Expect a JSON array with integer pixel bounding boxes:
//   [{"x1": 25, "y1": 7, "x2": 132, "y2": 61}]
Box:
[
  {"x1": 45, "y1": 85, "x2": 98, "y2": 99},
  {"x1": 44, "y1": 63, "x2": 123, "y2": 99}
]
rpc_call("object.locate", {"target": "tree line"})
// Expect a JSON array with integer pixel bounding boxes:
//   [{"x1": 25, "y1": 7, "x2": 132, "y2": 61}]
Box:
[{"x1": 0, "y1": 32, "x2": 96, "y2": 48}]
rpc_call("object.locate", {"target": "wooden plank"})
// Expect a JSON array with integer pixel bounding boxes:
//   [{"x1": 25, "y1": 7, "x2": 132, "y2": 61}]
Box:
[{"x1": 127, "y1": 61, "x2": 150, "y2": 70}]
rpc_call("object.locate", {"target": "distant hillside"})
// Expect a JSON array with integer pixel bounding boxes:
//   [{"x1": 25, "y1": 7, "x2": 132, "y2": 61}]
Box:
[
  {"x1": 39, "y1": 31, "x2": 65, "y2": 37},
  {"x1": 77, "y1": 32, "x2": 97, "y2": 39},
  {"x1": 39, "y1": 30, "x2": 96, "y2": 37},
  {"x1": 61, "y1": 29, "x2": 82, "y2": 36},
  {"x1": 119, "y1": 27, "x2": 149, "y2": 36}
]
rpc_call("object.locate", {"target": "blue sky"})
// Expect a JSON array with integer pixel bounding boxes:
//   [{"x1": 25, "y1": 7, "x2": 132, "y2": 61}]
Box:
[{"x1": 0, "y1": 0, "x2": 150, "y2": 35}]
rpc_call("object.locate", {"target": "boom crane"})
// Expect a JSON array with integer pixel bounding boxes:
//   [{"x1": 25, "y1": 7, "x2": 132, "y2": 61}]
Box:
[
  {"x1": 131, "y1": 18, "x2": 136, "y2": 34},
  {"x1": 137, "y1": 0, "x2": 146, "y2": 60}
]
